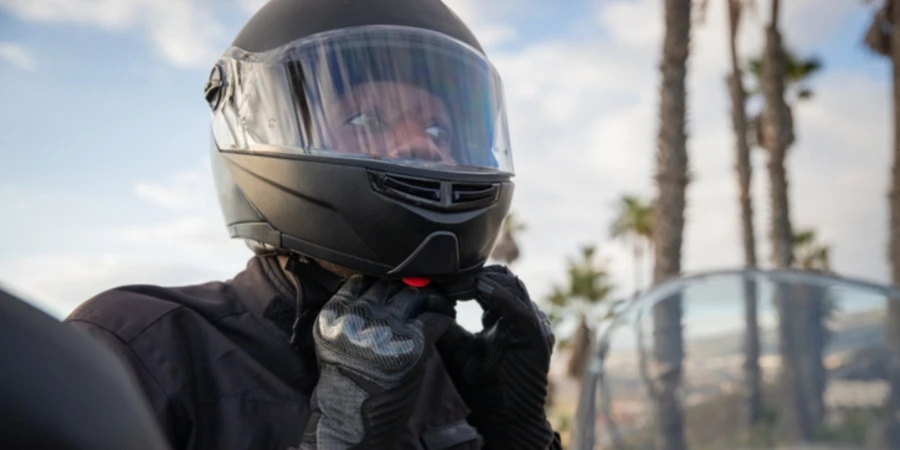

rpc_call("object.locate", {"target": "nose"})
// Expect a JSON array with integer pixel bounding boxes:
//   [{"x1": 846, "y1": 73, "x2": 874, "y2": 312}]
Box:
[{"x1": 386, "y1": 119, "x2": 449, "y2": 162}]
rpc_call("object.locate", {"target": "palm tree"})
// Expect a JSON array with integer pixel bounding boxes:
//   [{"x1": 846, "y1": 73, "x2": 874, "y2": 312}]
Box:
[
  {"x1": 792, "y1": 229, "x2": 831, "y2": 272},
  {"x1": 490, "y1": 212, "x2": 526, "y2": 266},
  {"x1": 651, "y1": 0, "x2": 691, "y2": 447},
  {"x1": 610, "y1": 195, "x2": 654, "y2": 294},
  {"x1": 547, "y1": 245, "x2": 616, "y2": 450},
  {"x1": 748, "y1": 51, "x2": 822, "y2": 98},
  {"x1": 720, "y1": 0, "x2": 765, "y2": 430},
  {"x1": 746, "y1": 21, "x2": 822, "y2": 441},
  {"x1": 694, "y1": 0, "x2": 765, "y2": 431},
  {"x1": 755, "y1": 0, "x2": 824, "y2": 442},
  {"x1": 546, "y1": 245, "x2": 615, "y2": 378},
  {"x1": 746, "y1": 50, "x2": 823, "y2": 148},
  {"x1": 863, "y1": 2, "x2": 900, "y2": 445}
]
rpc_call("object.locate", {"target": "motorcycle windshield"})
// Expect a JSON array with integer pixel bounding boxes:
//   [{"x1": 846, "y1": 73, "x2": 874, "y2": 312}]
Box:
[{"x1": 568, "y1": 269, "x2": 900, "y2": 450}]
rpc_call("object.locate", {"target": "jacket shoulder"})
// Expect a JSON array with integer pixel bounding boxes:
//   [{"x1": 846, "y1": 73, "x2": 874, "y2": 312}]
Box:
[{"x1": 66, "y1": 283, "x2": 218, "y2": 342}]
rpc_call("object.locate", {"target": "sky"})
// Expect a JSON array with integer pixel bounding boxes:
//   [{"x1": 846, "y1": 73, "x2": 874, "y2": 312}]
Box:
[{"x1": 0, "y1": 0, "x2": 894, "y2": 332}]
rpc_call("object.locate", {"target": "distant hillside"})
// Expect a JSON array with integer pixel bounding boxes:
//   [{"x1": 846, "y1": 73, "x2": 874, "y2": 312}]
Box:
[{"x1": 687, "y1": 309, "x2": 886, "y2": 360}]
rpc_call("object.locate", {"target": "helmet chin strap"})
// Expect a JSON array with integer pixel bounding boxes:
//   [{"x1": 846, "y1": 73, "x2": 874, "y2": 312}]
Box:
[
  {"x1": 283, "y1": 254, "x2": 347, "y2": 350},
  {"x1": 310, "y1": 257, "x2": 361, "y2": 280},
  {"x1": 313, "y1": 257, "x2": 432, "y2": 287}
]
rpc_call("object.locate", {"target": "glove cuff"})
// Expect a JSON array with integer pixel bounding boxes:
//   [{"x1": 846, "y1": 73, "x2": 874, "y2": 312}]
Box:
[{"x1": 355, "y1": 365, "x2": 425, "y2": 449}]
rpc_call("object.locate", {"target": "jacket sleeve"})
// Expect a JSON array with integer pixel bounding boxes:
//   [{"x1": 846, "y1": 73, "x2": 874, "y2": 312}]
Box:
[{"x1": 67, "y1": 320, "x2": 185, "y2": 447}]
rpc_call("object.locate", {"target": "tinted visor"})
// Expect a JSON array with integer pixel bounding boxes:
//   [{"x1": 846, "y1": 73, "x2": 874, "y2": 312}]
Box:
[{"x1": 210, "y1": 25, "x2": 513, "y2": 173}]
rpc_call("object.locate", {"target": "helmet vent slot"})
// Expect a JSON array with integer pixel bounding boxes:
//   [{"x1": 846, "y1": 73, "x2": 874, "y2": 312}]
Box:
[
  {"x1": 369, "y1": 172, "x2": 442, "y2": 206},
  {"x1": 380, "y1": 174, "x2": 442, "y2": 201},
  {"x1": 451, "y1": 183, "x2": 497, "y2": 204},
  {"x1": 368, "y1": 171, "x2": 500, "y2": 211}
]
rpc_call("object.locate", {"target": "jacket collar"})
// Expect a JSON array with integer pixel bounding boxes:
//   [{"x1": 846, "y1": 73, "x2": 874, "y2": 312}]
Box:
[{"x1": 230, "y1": 254, "x2": 344, "y2": 338}]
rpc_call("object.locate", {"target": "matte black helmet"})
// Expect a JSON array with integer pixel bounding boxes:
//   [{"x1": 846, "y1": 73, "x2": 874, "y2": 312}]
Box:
[{"x1": 205, "y1": 0, "x2": 515, "y2": 279}]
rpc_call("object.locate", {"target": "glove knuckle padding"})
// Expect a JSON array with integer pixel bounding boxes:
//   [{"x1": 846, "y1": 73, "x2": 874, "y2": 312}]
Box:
[
  {"x1": 314, "y1": 298, "x2": 425, "y2": 383},
  {"x1": 305, "y1": 277, "x2": 456, "y2": 450}
]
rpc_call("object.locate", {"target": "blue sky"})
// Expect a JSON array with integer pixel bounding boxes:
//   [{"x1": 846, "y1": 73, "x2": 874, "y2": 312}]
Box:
[{"x1": 0, "y1": 0, "x2": 894, "y2": 333}]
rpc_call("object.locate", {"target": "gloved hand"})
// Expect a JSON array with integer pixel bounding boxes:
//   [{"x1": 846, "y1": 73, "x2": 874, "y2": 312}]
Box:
[
  {"x1": 436, "y1": 266, "x2": 558, "y2": 450},
  {"x1": 299, "y1": 275, "x2": 456, "y2": 450}
]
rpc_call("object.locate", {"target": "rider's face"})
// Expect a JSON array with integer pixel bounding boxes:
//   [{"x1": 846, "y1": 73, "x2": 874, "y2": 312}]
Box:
[{"x1": 322, "y1": 81, "x2": 455, "y2": 163}]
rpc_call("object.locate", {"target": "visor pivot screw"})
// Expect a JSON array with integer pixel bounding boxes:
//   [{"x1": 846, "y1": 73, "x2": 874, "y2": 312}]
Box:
[{"x1": 204, "y1": 64, "x2": 226, "y2": 110}]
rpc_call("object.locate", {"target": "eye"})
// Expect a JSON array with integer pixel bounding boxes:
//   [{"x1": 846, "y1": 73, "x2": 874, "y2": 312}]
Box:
[
  {"x1": 346, "y1": 112, "x2": 384, "y2": 130},
  {"x1": 425, "y1": 125, "x2": 450, "y2": 143}
]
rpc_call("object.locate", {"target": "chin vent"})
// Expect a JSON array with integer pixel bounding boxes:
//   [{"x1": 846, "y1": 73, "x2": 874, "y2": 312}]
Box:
[
  {"x1": 380, "y1": 174, "x2": 441, "y2": 202},
  {"x1": 452, "y1": 183, "x2": 497, "y2": 203},
  {"x1": 369, "y1": 172, "x2": 500, "y2": 211}
]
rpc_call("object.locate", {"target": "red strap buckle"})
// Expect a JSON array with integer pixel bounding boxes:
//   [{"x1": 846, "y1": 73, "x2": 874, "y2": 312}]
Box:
[{"x1": 402, "y1": 277, "x2": 431, "y2": 288}]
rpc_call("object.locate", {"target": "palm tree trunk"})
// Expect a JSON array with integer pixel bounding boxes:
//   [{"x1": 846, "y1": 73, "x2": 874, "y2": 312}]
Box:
[
  {"x1": 792, "y1": 284, "x2": 827, "y2": 428},
  {"x1": 885, "y1": 303, "x2": 900, "y2": 447},
  {"x1": 572, "y1": 363, "x2": 598, "y2": 450},
  {"x1": 726, "y1": 0, "x2": 763, "y2": 430},
  {"x1": 652, "y1": 0, "x2": 691, "y2": 448},
  {"x1": 759, "y1": 0, "x2": 814, "y2": 443},
  {"x1": 761, "y1": 0, "x2": 794, "y2": 270},
  {"x1": 567, "y1": 314, "x2": 594, "y2": 378},
  {"x1": 742, "y1": 280, "x2": 763, "y2": 429},
  {"x1": 597, "y1": 351, "x2": 626, "y2": 450},
  {"x1": 767, "y1": 151, "x2": 793, "y2": 268},
  {"x1": 775, "y1": 285, "x2": 813, "y2": 442},
  {"x1": 885, "y1": 1, "x2": 900, "y2": 446}
]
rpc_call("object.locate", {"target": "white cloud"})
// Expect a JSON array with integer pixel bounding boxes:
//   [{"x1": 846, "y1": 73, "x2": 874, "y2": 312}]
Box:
[
  {"x1": 118, "y1": 217, "x2": 232, "y2": 254},
  {"x1": 142, "y1": 1, "x2": 225, "y2": 67},
  {"x1": 237, "y1": 0, "x2": 267, "y2": 14},
  {"x1": 0, "y1": 0, "x2": 139, "y2": 29},
  {"x1": 133, "y1": 169, "x2": 208, "y2": 211},
  {"x1": 787, "y1": 71, "x2": 892, "y2": 282},
  {"x1": 777, "y1": 0, "x2": 868, "y2": 50},
  {"x1": 0, "y1": 0, "x2": 225, "y2": 68},
  {"x1": 596, "y1": 0, "x2": 662, "y2": 50},
  {"x1": 441, "y1": 0, "x2": 520, "y2": 47},
  {"x1": 0, "y1": 41, "x2": 37, "y2": 71},
  {"x1": 0, "y1": 253, "x2": 246, "y2": 318},
  {"x1": 123, "y1": 164, "x2": 252, "y2": 258}
]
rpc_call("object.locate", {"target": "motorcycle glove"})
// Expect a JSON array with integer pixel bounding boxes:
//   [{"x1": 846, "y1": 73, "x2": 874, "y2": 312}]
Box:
[
  {"x1": 299, "y1": 275, "x2": 456, "y2": 450},
  {"x1": 436, "y1": 265, "x2": 558, "y2": 450}
]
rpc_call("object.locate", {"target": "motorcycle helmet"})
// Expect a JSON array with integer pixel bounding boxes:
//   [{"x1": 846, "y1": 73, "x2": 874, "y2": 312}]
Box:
[{"x1": 205, "y1": 0, "x2": 514, "y2": 279}]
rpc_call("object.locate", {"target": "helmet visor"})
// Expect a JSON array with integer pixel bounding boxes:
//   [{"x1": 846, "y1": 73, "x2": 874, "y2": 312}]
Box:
[{"x1": 210, "y1": 25, "x2": 513, "y2": 174}]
